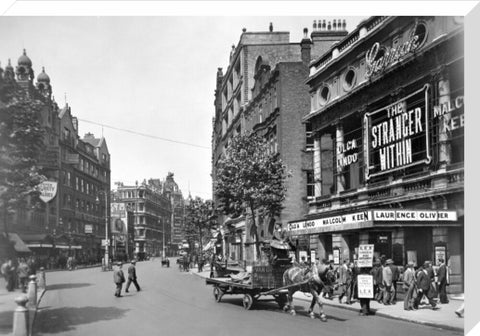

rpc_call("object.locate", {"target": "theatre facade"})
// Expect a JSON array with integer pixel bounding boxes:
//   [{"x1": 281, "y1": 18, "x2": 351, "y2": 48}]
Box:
[{"x1": 286, "y1": 16, "x2": 464, "y2": 293}]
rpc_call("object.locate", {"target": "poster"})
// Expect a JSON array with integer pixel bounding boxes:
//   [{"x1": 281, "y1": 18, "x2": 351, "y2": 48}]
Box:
[
  {"x1": 357, "y1": 244, "x2": 374, "y2": 267},
  {"x1": 435, "y1": 246, "x2": 446, "y2": 266},
  {"x1": 299, "y1": 250, "x2": 307, "y2": 263},
  {"x1": 333, "y1": 249, "x2": 340, "y2": 265},
  {"x1": 310, "y1": 250, "x2": 316, "y2": 264},
  {"x1": 357, "y1": 274, "x2": 374, "y2": 299}
]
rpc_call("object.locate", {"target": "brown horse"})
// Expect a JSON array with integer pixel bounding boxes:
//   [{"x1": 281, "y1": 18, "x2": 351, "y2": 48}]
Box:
[{"x1": 282, "y1": 262, "x2": 329, "y2": 321}]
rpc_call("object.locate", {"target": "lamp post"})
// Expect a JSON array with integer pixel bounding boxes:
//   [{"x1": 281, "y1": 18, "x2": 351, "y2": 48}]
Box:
[
  {"x1": 96, "y1": 190, "x2": 109, "y2": 271},
  {"x1": 162, "y1": 220, "x2": 166, "y2": 258}
]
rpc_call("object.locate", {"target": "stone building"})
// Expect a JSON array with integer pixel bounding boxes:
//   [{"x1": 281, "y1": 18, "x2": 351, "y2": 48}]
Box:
[
  {"x1": 212, "y1": 21, "x2": 349, "y2": 263},
  {"x1": 287, "y1": 16, "x2": 464, "y2": 293},
  {"x1": 0, "y1": 50, "x2": 111, "y2": 264}
]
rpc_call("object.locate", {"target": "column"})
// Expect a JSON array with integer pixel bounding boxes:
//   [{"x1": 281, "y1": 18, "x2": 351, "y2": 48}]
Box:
[
  {"x1": 313, "y1": 136, "x2": 322, "y2": 197},
  {"x1": 438, "y1": 74, "x2": 452, "y2": 165},
  {"x1": 335, "y1": 122, "x2": 345, "y2": 193}
]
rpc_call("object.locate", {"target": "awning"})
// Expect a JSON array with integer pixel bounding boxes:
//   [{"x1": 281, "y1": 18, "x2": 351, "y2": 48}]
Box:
[{"x1": 7, "y1": 233, "x2": 31, "y2": 253}]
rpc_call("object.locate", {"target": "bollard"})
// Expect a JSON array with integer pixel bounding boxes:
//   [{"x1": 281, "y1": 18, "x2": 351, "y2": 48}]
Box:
[
  {"x1": 13, "y1": 295, "x2": 29, "y2": 336},
  {"x1": 37, "y1": 267, "x2": 46, "y2": 290},
  {"x1": 27, "y1": 275, "x2": 37, "y2": 310}
]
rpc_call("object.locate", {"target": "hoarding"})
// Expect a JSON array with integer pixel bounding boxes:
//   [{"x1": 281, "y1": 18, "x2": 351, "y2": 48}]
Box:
[{"x1": 364, "y1": 85, "x2": 431, "y2": 180}]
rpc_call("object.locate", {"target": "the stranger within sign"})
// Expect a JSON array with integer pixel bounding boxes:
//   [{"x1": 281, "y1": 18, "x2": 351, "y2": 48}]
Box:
[{"x1": 39, "y1": 181, "x2": 58, "y2": 203}]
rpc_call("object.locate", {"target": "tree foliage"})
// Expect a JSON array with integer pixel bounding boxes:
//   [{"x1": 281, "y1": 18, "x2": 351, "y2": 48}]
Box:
[
  {"x1": 0, "y1": 82, "x2": 46, "y2": 219},
  {"x1": 214, "y1": 133, "x2": 287, "y2": 255},
  {"x1": 183, "y1": 196, "x2": 217, "y2": 252}
]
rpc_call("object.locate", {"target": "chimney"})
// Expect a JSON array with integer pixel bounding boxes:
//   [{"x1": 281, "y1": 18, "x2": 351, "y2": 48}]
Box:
[
  {"x1": 313, "y1": 20, "x2": 317, "y2": 31},
  {"x1": 84, "y1": 132, "x2": 95, "y2": 140},
  {"x1": 300, "y1": 28, "x2": 312, "y2": 66},
  {"x1": 310, "y1": 18, "x2": 349, "y2": 59},
  {"x1": 269, "y1": 22, "x2": 273, "y2": 32}
]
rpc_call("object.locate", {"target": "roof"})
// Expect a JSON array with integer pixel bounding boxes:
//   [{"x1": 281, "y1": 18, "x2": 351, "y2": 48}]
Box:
[
  {"x1": 82, "y1": 137, "x2": 101, "y2": 147},
  {"x1": 7, "y1": 233, "x2": 31, "y2": 253}
]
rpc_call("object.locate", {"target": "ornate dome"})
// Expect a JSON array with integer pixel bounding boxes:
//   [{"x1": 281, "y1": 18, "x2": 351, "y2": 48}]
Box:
[
  {"x1": 37, "y1": 67, "x2": 50, "y2": 83},
  {"x1": 18, "y1": 49, "x2": 32, "y2": 67}
]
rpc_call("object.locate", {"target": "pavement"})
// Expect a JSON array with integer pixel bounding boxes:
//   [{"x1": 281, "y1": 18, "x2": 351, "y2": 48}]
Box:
[
  {"x1": 0, "y1": 277, "x2": 47, "y2": 335},
  {"x1": 191, "y1": 266, "x2": 464, "y2": 332}
]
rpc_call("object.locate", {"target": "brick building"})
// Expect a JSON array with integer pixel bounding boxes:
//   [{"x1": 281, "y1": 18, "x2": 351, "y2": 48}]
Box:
[
  {"x1": 287, "y1": 16, "x2": 464, "y2": 293},
  {"x1": 212, "y1": 21, "x2": 348, "y2": 263}
]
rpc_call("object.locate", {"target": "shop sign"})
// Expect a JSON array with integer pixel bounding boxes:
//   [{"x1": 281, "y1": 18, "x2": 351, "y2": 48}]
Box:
[
  {"x1": 84, "y1": 224, "x2": 93, "y2": 234},
  {"x1": 39, "y1": 181, "x2": 58, "y2": 203},
  {"x1": 433, "y1": 95, "x2": 464, "y2": 132},
  {"x1": 337, "y1": 139, "x2": 358, "y2": 168},
  {"x1": 357, "y1": 274, "x2": 374, "y2": 298},
  {"x1": 287, "y1": 211, "x2": 372, "y2": 232},
  {"x1": 357, "y1": 244, "x2": 374, "y2": 267},
  {"x1": 365, "y1": 24, "x2": 424, "y2": 78},
  {"x1": 364, "y1": 85, "x2": 431, "y2": 180},
  {"x1": 373, "y1": 210, "x2": 457, "y2": 221}
]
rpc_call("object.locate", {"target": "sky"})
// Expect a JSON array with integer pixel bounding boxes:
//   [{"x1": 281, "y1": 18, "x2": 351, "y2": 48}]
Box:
[{"x1": 0, "y1": 15, "x2": 367, "y2": 199}]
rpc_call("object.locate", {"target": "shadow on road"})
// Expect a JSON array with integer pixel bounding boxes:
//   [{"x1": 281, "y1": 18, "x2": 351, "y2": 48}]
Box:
[
  {"x1": 46, "y1": 283, "x2": 92, "y2": 290},
  {"x1": 0, "y1": 310, "x2": 13, "y2": 334},
  {"x1": 35, "y1": 306, "x2": 129, "y2": 334}
]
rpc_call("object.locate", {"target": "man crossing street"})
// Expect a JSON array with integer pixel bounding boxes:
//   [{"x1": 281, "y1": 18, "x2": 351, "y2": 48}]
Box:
[{"x1": 125, "y1": 260, "x2": 141, "y2": 293}]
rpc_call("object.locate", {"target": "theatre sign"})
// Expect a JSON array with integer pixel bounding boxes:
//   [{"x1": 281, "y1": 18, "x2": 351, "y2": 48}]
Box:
[{"x1": 364, "y1": 85, "x2": 431, "y2": 180}]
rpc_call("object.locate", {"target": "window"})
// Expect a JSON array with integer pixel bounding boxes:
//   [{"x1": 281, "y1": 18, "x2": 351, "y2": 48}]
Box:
[
  {"x1": 63, "y1": 128, "x2": 70, "y2": 141},
  {"x1": 306, "y1": 123, "x2": 314, "y2": 151},
  {"x1": 307, "y1": 170, "x2": 315, "y2": 200},
  {"x1": 75, "y1": 177, "x2": 79, "y2": 190},
  {"x1": 342, "y1": 68, "x2": 357, "y2": 91},
  {"x1": 319, "y1": 85, "x2": 331, "y2": 106}
]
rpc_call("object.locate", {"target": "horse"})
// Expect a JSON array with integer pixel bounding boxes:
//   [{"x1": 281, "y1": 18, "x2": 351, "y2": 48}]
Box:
[{"x1": 282, "y1": 262, "x2": 332, "y2": 321}]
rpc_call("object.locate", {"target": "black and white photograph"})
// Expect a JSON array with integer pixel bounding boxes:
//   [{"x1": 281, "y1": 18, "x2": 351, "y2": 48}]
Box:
[{"x1": 0, "y1": 1, "x2": 477, "y2": 335}]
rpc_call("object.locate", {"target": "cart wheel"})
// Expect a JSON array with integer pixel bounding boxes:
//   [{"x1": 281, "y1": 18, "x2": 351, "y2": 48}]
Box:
[
  {"x1": 213, "y1": 287, "x2": 223, "y2": 302},
  {"x1": 242, "y1": 294, "x2": 255, "y2": 310}
]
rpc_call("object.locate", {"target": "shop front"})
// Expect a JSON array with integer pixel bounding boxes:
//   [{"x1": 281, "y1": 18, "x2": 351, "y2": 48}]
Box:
[{"x1": 286, "y1": 208, "x2": 463, "y2": 293}]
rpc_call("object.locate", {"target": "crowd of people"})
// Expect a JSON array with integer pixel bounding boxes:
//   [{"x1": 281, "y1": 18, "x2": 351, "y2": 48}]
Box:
[
  {"x1": 293, "y1": 255, "x2": 463, "y2": 317},
  {"x1": 0, "y1": 257, "x2": 38, "y2": 292}
]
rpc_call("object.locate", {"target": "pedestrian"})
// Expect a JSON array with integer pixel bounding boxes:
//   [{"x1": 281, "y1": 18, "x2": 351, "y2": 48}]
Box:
[
  {"x1": 125, "y1": 260, "x2": 141, "y2": 293},
  {"x1": 436, "y1": 258, "x2": 449, "y2": 304},
  {"x1": 16, "y1": 258, "x2": 30, "y2": 293},
  {"x1": 338, "y1": 259, "x2": 350, "y2": 304},
  {"x1": 371, "y1": 259, "x2": 383, "y2": 303},
  {"x1": 1, "y1": 259, "x2": 15, "y2": 292},
  {"x1": 382, "y1": 259, "x2": 394, "y2": 305},
  {"x1": 198, "y1": 255, "x2": 204, "y2": 272},
  {"x1": 389, "y1": 259, "x2": 400, "y2": 304},
  {"x1": 413, "y1": 261, "x2": 438, "y2": 310},
  {"x1": 113, "y1": 262, "x2": 126, "y2": 297},
  {"x1": 402, "y1": 261, "x2": 417, "y2": 310},
  {"x1": 357, "y1": 267, "x2": 373, "y2": 316}
]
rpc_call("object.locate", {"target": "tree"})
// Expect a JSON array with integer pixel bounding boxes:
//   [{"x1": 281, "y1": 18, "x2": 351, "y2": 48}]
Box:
[
  {"x1": 214, "y1": 133, "x2": 288, "y2": 258},
  {"x1": 0, "y1": 81, "x2": 46, "y2": 232},
  {"x1": 183, "y1": 196, "x2": 217, "y2": 254}
]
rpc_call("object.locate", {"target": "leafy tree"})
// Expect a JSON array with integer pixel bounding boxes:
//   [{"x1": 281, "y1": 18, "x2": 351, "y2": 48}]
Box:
[
  {"x1": 183, "y1": 196, "x2": 217, "y2": 254},
  {"x1": 214, "y1": 133, "x2": 287, "y2": 258},
  {"x1": 0, "y1": 81, "x2": 46, "y2": 232}
]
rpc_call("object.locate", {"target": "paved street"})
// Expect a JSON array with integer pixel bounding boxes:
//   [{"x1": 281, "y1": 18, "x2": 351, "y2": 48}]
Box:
[{"x1": 32, "y1": 259, "x2": 462, "y2": 336}]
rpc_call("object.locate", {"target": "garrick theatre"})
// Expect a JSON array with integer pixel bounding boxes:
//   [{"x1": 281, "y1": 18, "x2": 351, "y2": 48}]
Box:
[{"x1": 286, "y1": 16, "x2": 464, "y2": 293}]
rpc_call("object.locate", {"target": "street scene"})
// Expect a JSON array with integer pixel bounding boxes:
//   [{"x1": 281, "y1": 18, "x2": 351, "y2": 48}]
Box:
[{"x1": 0, "y1": 7, "x2": 469, "y2": 336}]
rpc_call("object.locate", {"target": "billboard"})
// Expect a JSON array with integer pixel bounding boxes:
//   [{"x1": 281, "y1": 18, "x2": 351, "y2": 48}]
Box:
[
  {"x1": 364, "y1": 84, "x2": 431, "y2": 180},
  {"x1": 111, "y1": 217, "x2": 127, "y2": 234}
]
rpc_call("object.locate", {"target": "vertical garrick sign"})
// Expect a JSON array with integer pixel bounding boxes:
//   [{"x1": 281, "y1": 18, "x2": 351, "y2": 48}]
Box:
[{"x1": 364, "y1": 85, "x2": 431, "y2": 180}]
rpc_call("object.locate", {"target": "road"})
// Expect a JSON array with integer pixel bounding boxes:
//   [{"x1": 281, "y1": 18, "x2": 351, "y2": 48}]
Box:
[{"x1": 34, "y1": 259, "x2": 461, "y2": 336}]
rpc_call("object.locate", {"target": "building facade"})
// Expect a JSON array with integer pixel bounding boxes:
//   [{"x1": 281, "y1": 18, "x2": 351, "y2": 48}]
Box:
[
  {"x1": 212, "y1": 21, "x2": 349, "y2": 263},
  {"x1": 114, "y1": 179, "x2": 172, "y2": 259},
  {"x1": 286, "y1": 16, "x2": 464, "y2": 293},
  {"x1": 162, "y1": 172, "x2": 185, "y2": 255},
  {"x1": 0, "y1": 50, "x2": 111, "y2": 265}
]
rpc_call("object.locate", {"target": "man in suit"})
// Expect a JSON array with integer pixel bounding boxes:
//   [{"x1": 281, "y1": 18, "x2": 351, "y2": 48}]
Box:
[
  {"x1": 389, "y1": 259, "x2": 400, "y2": 304},
  {"x1": 113, "y1": 262, "x2": 126, "y2": 297},
  {"x1": 338, "y1": 259, "x2": 350, "y2": 304},
  {"x1": 414, "y1": 261, "x2": 438, "y2": 310},
  {"x1": 125, "y1": 260, "x2": 141, "y2": 293},
  {"x1": 436, "y1": 258, "x2": 449, "y2": 304}
]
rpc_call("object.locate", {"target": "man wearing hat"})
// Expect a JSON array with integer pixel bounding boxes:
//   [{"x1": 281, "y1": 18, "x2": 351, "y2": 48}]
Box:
[
  {"x1": 436, "y1": 258, "x2": 449, "y2": 304},
  {"x1": 414, "y1": 261, "x2": 438, "y2": 310},
  {"x1": 402, "y1": 261, "x2": 416, "y2": 310},
  {"x1": 125, "y1": 260, "x2": 141, "y2": 293},
  {"x1": 382, "y1": 259, "x2": 394, "y2": 305},
  {"x1": 113, "y1": 262, "x2": 126, "y2": 297}
]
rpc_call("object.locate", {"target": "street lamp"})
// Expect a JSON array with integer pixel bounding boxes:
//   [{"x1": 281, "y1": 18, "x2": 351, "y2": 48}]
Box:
[{"x1": 96, "y1": 190, "x2": 110, "y2": 271}]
